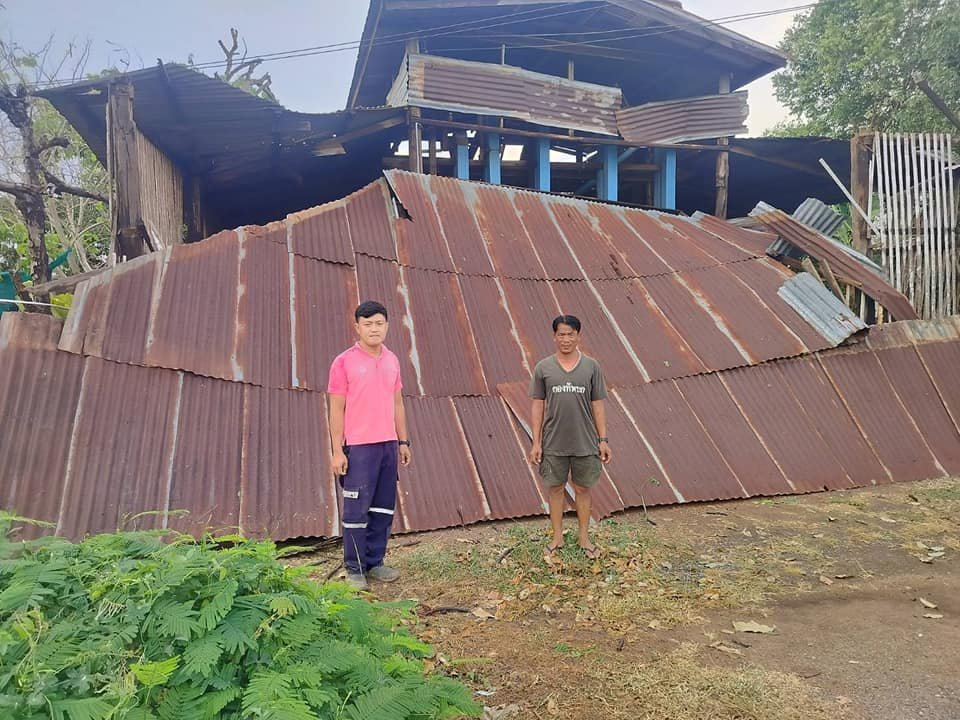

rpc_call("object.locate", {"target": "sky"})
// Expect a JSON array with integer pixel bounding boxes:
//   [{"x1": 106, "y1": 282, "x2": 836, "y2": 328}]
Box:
[{"x1": 4, "y1": 0, "x2": 807, "y2": 135}]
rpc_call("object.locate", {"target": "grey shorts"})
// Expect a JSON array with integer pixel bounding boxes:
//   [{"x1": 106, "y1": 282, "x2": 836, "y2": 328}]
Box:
[{"x1": 538, "y1": 454, "x2": 602, "y2": 488}]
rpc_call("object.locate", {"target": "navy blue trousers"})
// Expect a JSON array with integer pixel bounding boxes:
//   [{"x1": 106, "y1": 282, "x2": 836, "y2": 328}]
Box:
[{"x1": 340, "y1": 441, "x2": 398, "y2": 574}]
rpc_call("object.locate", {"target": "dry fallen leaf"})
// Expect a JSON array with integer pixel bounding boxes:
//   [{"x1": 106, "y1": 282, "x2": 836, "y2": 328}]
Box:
[
  {"x1": 834, "y1": 573, "x2": 853, "y2": 579},
  {"x1": 709, "y1": 641, "x2": 743, "y2": 656},
  {"x1": 923, "y1": 613, "x2": 944, "y2": 620},
  {"x1": 733, "y1": 620, "x2": 776, "y2": 634},
  {"x1": 471, "y1": 607, "x2": 496, "y2": 620},
  {"x1": 919, "y1": 598, "x2": 938, "y2": 609},
  {"x1": 546, "y1": 697, "x2": 559, "y2": 716},
  {"x1": 648, "y1": 619, "x2": 663, "y2": 630},
  {"x1": 879, "y1": 516, "x2": 898, "y2": 524},
  {"x1": 819, "y1": 575, "x2": 834, "y2": 586}
]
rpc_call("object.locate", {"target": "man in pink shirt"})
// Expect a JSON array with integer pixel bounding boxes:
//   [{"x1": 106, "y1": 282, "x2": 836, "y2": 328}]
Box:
[{"x1": 328, "y1": 300, "x2": 412, "y2": 590}]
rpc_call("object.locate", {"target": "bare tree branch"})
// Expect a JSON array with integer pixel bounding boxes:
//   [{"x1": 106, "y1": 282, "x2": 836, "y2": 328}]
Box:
[
  {"x1": 36, "y1": 136, "x2": 70, "y2": 154},
  {"x1": 43, "y1": 169, "x2": 107, "y2": 202},
  {"x1": 0, "y1": 179, "x2": 35, "y2": 197}
]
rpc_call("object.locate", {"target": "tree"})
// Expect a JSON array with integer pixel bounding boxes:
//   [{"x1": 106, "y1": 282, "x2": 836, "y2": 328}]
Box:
[
  {"x1": 0, "y1": 38, "x2": 109, "y2": 307},
  {"x1": 772, "y1": 0, "x2": 960, "y2": 137},
  {"x1": 197, "y1": 28, "x2": 277, "y2": 102}
]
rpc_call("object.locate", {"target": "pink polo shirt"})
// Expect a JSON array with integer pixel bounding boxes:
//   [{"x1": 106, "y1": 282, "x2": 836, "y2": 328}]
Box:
[{"x1": 327, "y1": 343, "x2": 402, "y2": 446}]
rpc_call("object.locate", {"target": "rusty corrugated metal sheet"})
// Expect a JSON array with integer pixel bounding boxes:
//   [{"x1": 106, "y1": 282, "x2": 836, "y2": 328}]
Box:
[
  {"x1": 500, "y1": 278, "x2": 562, "y2": 370},
  {"x1": 617, "y1": 92, "x2": 748, "y2": 144},
  {"x1": 547, "y1": 199, "x2": 624, "y2": 279},
  {"x1": 403, "y1": 267, "x2": 488, "y2": 396},
  {"x1": 241, "y1": 385, "x2": 336, "y2": 539},
  {"x1": 874, "y1": 346, "x2": 960, "y2": 475},
  {"x1": 397, "y1": 397, "x2": 488, "y2": 531},
  {"x1": 432, "y1": 178, "x2": 495, "y2": 276},
  {"x1": 750, "y1": 203, "x2": 919, "y2": 320},
  {"x1": 916, "y1": 340, "x2": 960, "y2": 429},
  {"x1": 453, "y1": 396, "x2": 545, "y2": 520},
  {"x1": 508, "y1": 191, "x2": 582, "y2": 280},
  {"x1": 345, "y1": 180, "x2": 398, "y2": 261},
  {"x1": 613, "y1": 382, "x2": 748, "y2": 503},
  {"x1": 458, "y1": 274, "x2": 530, "y2": 388},
  {"x1": 819, "y1": 351, "x2": 944, "y2": 482},
  {"x1": 287, "y1": 201, "x2": 354, "y2": 265},
  {"x1": 660, "y1": 215, "x2": 757, "y2": 265},
  {"x1": 473, "y1": 184, "x2": 547, "y2": 279},
  {"x1": 387, "y1": 171, "x2": 455, "y2": 273},
  {"x1": 403, "y1": 53, "x2": 621, "y2": 136},
  {"x1": 291, "y1": 256, "x2": 358, "y2": 391},
  {"x1": 145, "y1": 231, "x2": 239, "y2": 381},
  {"x1": 588, "y1": 205, "x2": 673, "y2": 277},
  {"x1": 676, "y1": 373, "x2": 793, "y2": 497},
  {"x1": 58, "y1": 358, "x2": 181, "y2": 538},
  {"x1": 166, "y1": 373, "x2": 244, "y2": 537},
  {"x1": 691, "y1": 212, "x2": 779, "y2": 257}
]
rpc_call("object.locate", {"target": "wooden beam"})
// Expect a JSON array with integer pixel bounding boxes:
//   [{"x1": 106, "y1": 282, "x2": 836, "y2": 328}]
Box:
[
  {"x1": 408, "y1": 108, "x2": 423, "y2": 173},
  {"x1": 819, "y1": 258, "x2": 845, "y2": 302},
  {"x1": 26, "y1": 266, "x2": 108, "y2": 296},
  {"x1": 714, "y1": 73, "x2": 731, "y2": 219},
  {"x1": 107, "y1": 81, "x2": 148, "y2": 260},
  {"x1": 850, "y1": 131, "x2": 873, "y2": 254}
]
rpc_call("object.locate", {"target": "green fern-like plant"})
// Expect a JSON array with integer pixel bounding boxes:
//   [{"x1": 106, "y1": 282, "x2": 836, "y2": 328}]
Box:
[{"x1": 0, "y1": 512, "x2": 481, "y2": 720}]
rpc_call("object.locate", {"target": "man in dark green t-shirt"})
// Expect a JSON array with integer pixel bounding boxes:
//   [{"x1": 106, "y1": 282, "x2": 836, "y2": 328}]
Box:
[{"x1": 528, "y1": 315, "x2": 611, "y2": 560}]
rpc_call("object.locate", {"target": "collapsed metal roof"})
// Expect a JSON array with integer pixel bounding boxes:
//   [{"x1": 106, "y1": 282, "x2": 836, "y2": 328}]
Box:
[{"x1": 2, "y1": 173, "x2": 952, "y2": 543}]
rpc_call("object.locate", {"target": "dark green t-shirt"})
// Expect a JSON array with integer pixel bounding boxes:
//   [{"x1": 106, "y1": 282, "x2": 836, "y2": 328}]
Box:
[{"x1": 529, "y1": 353, "x2": 607, "y2": 457}]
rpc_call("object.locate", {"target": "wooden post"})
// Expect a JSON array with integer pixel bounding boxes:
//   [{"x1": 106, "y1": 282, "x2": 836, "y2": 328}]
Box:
[
  {"x1": 107, "y1": 81, "x2": 148, "y2": 260},
  {"x1": 183, "y1": 175, "x2": 206, "y2": 242},
  {"x1": 428, "y1": 128, "x2": 438, "y2": 175},
  {"x1": 714, "y1": 73, "x2": 731, "y2": 219},
  {"x1": 408, "y1": 107, "x2": 423, "y2": 173},
  {"x1": 850, "y1": 131, "x2": 874, "y2": 254}
]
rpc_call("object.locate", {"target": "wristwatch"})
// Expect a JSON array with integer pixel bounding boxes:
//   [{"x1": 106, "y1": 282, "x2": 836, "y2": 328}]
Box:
[
  {"x1": 598, "y1": 437, "x2": 609, "y2": 443},
  {"x1": 398, "y1": 439, "x2": 411, "y2": 447}
]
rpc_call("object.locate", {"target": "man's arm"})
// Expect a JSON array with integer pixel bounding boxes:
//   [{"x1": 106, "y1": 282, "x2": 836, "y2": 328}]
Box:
[
  {"x1": 328, "y1": 393, "x2": 348, "y2": 475},
  {"x1": 528, "y1": 399, "x2": 545, "y2": 464},
  {"x1": 591, "y1": 399, "x2": 611, "y2": 464},
  {"x1": 395, "y1": 390, "x2": 411, "y2": 467}
]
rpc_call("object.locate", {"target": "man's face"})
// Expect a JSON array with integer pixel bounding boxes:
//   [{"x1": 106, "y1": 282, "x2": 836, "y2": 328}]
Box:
[
  {"x1": 553, "y1": 323, "x2": 580, "y2": 354},
  {"x1": 355, "y1": 313, "x2": 388, "y2": 346}
]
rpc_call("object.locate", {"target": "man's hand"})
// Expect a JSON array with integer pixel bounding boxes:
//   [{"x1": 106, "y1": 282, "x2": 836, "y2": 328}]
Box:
[
  {"x1": 332, "y1": 450, "x2": 348, "y2": 476},
  {"x1": 599, "y1": 440, "x2": 612, "y2": 464},
  {"x1": 528, "y1": 443, "x2": 543, "y2": 465},
  {"x1": 399, "y1": 445, "x2": 412, "y2": 467}
]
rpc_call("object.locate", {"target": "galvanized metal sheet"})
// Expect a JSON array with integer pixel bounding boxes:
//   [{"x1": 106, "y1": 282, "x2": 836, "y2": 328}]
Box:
[
  {"x1": 676, "y1": 373, "x2": 793, "y2": 497},
  {"x1": 145, "y1": 230, "x2": 240, "y2": 382},
  {"x1": 458, "y1": 274, "x2": 530, "y2": 388},
  {"x1": 472, "y1": 184, "x2": 547, "y2": 280},
  {"x1": 383, "y1": 170, "x2": 455, "y2": 273},
  {"x1": 58, "y1": 358, "x2": 181, "y2": 538},
  {"x1": 288, "y1": 200, "x2": 354, "y2": 265},
  {"x1": 0, "y1": 343, "x2": 84, "y2": 536},
  {"x1": 819, "y1": 352, "x2": 943, "y2": 483},
  {"x1": 773, "y1": 356, "x2": 887, "y2": 487},
  {"x1": 777, "y1": 273, "x2": 867, "y2": 347},
  {"x1": 235, "y1": 225, "x2": 292, "y2": 388},
  {"x1": 592, "y1": 278, "x2": 706, "y2": 382},
  {"x1": 167, "y1": 373, "x2": 243, "y2": 537},
  {"x1": 291, "y1": 256, "x2": 358, "y2": 391},
  {"x1": 241, "y1": 385, "x2": 336, "y2": 539},
  {"x1": 354, "y1": 254, "x2": 420, "y2": 394},
  {"x1": 616, "y1": 92, "x2": 748, "y2": 144},
  {"x1": 406, "y1": 53, "x2": 622, "y2": 136},
  {"x1": 720, "y1": 363, "x2": 853, "y2": 493},
  {"x1": 549, "y1": 280, "x2": 646, "y2": 387},
  {"x1": 431, "y1": 176, "x2": 496, "y2": 276},
  {"x1": 640, "y1": 273, "x2": 750, "y2": 371},
  {"x1": 397, "y1": 397, "x2": 487, "y2": 531},
  {"x1": 403, "y1": 267, "x2": 488, "y2": 396},
  {"x1": 588, "y1": 205, "x2": 673, "y2": 277},
  {"x1": 875, "y1": 346, "x2": 960, "y2": 475},
  {"x1": 454, "y1": 396, "x2": 544, "y2": 520},
  {"x1": 613, "y1": 382, "x2": 746, "y2": 503},
  {"x1": 792, "y1": 198, "x2": 844, "y2": 237},
  {"x1": 345, "y1": 180, "x2": 398, "y2": 261}
]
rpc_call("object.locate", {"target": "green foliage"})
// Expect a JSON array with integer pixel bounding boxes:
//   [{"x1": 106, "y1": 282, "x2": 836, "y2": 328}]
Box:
[
  {"x1": 773, "y1": 0, "x2": 960, "y2": 137},
  {"x1": 0, "y1": 514, "x2": 480, "y2": 720}
]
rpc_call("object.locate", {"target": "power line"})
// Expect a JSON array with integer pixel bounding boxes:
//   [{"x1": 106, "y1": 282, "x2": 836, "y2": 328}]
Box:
[{"x1": 28, "y1": 2, "x2": 811, "y2": 90}]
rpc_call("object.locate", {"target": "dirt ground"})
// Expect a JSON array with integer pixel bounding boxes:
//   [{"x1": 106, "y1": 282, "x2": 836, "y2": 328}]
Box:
[{"x1": 294, "y1": 477, "x2": 960, "y2": 720}]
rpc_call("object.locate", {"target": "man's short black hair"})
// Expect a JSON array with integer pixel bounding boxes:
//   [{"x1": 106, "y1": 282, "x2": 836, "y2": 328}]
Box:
[
  {"x1": 356, "y1": 300, "x2": 388, "y2": 321},
  {"x1": 552, "y1": 314, "x2": 581, "y2": 333}
]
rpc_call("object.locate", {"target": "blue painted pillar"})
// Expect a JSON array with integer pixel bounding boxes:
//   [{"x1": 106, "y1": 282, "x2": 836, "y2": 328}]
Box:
[
  {"x1": 533, "y1": 137, "x2": 551, "y2": 192},
  {"x1": 653, "y1": 148, "x2": 677, "y2": 209},
  {"x1": 455, "y1": 132, "x2": 469, "y2": 180},
  {"x1": 597, "y1": 145, "x2": 618, "y2": 201},
  {"x1": 483, "y1": 133, "x2": 501, "y2": 184}
]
